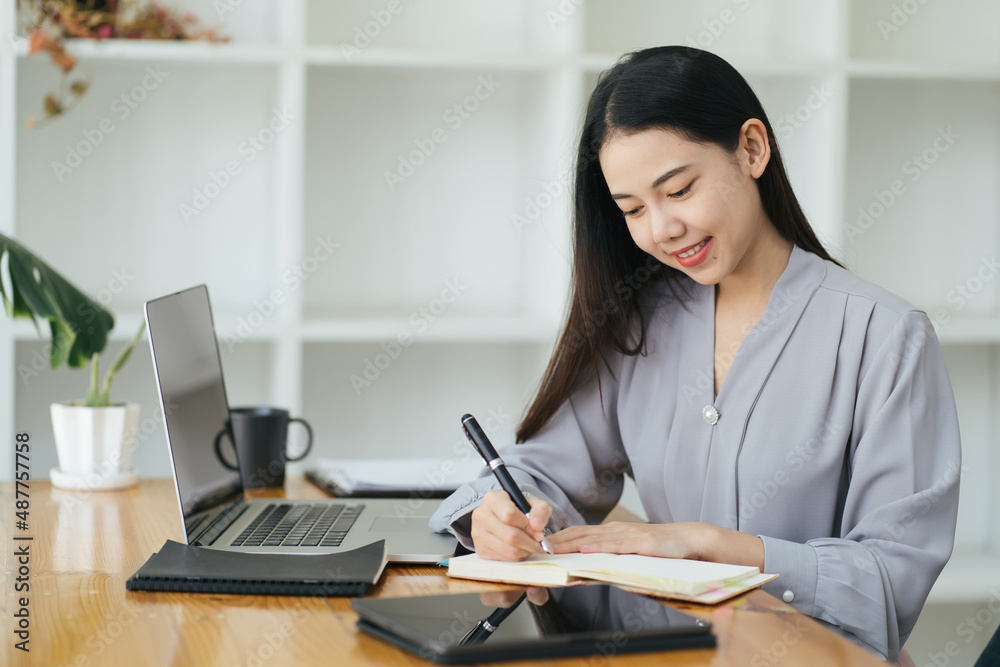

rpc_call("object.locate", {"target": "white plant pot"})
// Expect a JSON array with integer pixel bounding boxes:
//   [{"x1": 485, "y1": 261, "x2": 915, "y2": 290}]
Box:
[{"x1": 50, "y1": 401, "x2": 141, "y2": 490}]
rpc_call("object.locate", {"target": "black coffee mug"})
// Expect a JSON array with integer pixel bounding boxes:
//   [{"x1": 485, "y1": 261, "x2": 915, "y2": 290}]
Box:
[{"x1": 214, "y1": 407, "x2": 313, "y2": 489}]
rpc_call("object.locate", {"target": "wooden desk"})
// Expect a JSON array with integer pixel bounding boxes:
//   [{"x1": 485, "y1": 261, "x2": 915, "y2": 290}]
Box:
[{"x1": 2, "y1": 478, "x2": 885, "y2": 666}]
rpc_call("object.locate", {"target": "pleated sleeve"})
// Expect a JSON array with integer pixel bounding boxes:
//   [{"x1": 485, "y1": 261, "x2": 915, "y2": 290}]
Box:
[{"x1": 758, "y1": 310, "x2": 960, "y2": 661}]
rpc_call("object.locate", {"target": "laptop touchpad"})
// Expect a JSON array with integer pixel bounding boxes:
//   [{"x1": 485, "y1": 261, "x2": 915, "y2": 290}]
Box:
[{"x1": 369, "y1": 516, "x2": 433, "y2": 533}]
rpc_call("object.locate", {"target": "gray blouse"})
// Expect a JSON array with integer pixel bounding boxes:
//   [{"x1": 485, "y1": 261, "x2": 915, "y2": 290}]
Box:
[{"x1": 430, "y1": 245, "x2": 961, "y2": 662}]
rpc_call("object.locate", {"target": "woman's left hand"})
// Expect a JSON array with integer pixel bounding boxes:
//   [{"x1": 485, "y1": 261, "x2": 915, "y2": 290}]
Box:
[{"x1": 547, "y1": 521, "x2": 765, "y2": 569}]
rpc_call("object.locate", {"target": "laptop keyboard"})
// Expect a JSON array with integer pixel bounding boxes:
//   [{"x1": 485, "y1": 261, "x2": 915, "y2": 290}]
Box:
[
  {"x1": 195, "y1": 499, "x2": 249, "y2": 546},
  {"x1": 230, "y1": 503, "x2": 365, "y2": 548}
]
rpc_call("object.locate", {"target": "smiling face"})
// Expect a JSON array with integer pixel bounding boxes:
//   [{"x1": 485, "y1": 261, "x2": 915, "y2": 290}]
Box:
[{"x1": 599, "y1": 124, "x2": 784, "y2": 289}]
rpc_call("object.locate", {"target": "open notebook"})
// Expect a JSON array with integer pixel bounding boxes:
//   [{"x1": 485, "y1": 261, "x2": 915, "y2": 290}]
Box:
[{"x1": 447, "y1": 552, "x2": 778, "y2": 604}]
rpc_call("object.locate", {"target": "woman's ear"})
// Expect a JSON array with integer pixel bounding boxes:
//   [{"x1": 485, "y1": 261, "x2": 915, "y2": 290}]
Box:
[{"x1": 739, "y1": 118, "x2": 771, "y2": 179}]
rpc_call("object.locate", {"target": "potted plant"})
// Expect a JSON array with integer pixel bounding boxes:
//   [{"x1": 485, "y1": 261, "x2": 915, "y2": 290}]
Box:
[
  {"x1": 49, "y1": 322, "x2": 146, "y2": 490},
  {"x1": 1, "y1": 233, "x2": 146, "y2": 489}
]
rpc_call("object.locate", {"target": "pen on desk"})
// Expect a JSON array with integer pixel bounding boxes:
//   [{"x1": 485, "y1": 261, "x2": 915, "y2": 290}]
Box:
[{"x1": 461, "y1": 413, "x2": 554, "y2": 555}]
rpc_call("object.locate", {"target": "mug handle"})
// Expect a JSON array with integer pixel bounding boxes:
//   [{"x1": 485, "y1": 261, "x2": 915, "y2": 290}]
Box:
[
  {"x1": 286, "y1": 417, "x2": 313, "y2": 462},
  {"x1": 214, "y1": 428, "x2": 240, "y2": 470}
]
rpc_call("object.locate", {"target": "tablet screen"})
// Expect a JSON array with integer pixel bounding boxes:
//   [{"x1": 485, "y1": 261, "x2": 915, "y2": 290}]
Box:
[{"x1": 352, "y1": 585, "x2": 714, "y2": 663}]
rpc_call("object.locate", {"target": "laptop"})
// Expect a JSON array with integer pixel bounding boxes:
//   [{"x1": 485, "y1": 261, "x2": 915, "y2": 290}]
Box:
[{"x1": 144, "y1": 284, "x2": 458, "y2": 563}]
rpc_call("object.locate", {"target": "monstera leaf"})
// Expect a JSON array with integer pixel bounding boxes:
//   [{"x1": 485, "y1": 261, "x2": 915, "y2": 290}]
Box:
[{"x1": 0, "y1": 233, "x2": 114, "y2": 369}]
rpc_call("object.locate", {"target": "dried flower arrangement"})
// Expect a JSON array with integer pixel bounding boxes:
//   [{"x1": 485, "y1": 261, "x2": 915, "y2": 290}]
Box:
[{"x1": 19, "y1": 0, "x2": 227, "y2": 128}]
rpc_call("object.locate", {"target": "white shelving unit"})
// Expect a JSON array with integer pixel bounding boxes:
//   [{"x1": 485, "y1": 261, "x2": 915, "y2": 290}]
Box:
[{"x1": 2, "y1": 0, "x2": 998, "y2": 654}]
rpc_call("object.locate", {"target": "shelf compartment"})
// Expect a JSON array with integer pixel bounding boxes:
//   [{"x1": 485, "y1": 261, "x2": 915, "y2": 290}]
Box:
[
  {"x1": 843, "y1": 79, "x2": 1000, "y2": 317},
  {"x1": 305, "y1": 0, "x2": 566, "y2": 55},
  {"x1": 849, "y1": 0, "x2": 1000, "y2": 68},
  {"x1": 303, "y1": 66, "x2": 572, "y2": 322},
  {"x1": 300, "y1": 341, "x2": 549, "y2": 460},
  {"x1": 583, "y1": 0, "x2": 839, "y2": 63},
  {"x1": 15, "y1": 58, "x2": 288, "y2": 316}
]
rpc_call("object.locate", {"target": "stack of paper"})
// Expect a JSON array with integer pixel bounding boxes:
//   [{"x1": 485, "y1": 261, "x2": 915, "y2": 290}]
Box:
[{"x1": 307, "y1": 457, "x2": 483, "y2": 497}]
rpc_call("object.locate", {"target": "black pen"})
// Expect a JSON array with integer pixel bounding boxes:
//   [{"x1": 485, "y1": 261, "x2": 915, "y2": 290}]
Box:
[
  {"x1": 461, "y1": 413, "x2": 554, "y2": 554},
  {"x1": 458, "y1": 593, "x2": 527, "y2": 645}
]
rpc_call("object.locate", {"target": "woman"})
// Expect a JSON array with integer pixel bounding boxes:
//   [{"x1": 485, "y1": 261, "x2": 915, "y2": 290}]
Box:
[{"x1": 430, "y1": 46, "x2": 960, "y2": 663}]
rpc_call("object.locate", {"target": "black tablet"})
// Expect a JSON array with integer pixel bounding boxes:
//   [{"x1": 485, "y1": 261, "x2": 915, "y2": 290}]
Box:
[{"x1": 351, "y1": 584, "x2": 715, "y2": 664}]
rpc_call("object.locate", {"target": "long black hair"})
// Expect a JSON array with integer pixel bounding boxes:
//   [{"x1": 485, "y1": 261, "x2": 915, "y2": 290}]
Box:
[{"x1": 516, "y1": 46, "x2": 840, "y2": 442}]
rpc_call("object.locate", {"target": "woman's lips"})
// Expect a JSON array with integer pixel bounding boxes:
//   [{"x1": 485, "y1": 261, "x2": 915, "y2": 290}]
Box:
[{"x1": 674, "y1": 237, "x2": 713, "y2": 268}]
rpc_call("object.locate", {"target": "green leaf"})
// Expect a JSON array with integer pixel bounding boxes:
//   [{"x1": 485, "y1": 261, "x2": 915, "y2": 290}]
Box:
[
  {"x1": 48, "y1": 317, "x2": 76, "y2": 369},
  {"x1": 3, "y1": 256, "x2": 35, "y2": 320},
  {"x1": 0, "y1": 233, "x2": 115, "y2": 369}
]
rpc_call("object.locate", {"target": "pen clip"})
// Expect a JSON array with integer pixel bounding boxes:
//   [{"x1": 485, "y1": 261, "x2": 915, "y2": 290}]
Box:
[
  {"x1": 459, "y1": 621, "x2": 486, "y2": 645},
  {"x1": 463, "y1": 430, "x2": 487, "y2": 467}
]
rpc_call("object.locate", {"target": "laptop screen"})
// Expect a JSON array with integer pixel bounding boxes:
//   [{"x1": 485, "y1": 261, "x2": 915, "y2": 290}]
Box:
[{"x1": 145, "y1": 285, "x2": 242, "y2": 534}]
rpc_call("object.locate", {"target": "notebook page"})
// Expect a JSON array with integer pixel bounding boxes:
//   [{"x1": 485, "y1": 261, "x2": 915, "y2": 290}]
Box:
[
  {"x1": 519, "y1": 552, "x2": 622, "y2": 569},
  {"x1": 571, "y1": 555, "x2": 758, "y2": 588},
  {"x1": 447, "y1": 552, "x2": 620, "y2": 586}
]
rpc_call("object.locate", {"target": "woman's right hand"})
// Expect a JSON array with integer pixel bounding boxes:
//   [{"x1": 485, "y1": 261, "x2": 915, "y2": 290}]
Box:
[{"x1": 470, "y1": 489, "x2": 553, "y2": 561}]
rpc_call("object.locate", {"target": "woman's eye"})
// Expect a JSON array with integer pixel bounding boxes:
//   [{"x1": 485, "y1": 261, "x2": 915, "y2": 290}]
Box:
[
  {"x1": 668, "y1": 184, "x2": 692, "y2": 199},
  {"x1": 622, "y1": 206, "x2": 641, "y2": 218}
]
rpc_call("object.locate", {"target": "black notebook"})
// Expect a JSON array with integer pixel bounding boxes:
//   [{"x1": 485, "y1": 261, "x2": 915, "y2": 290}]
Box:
[{"x1": 126, "y1": 539, "x2": 387, "y2": 596}]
